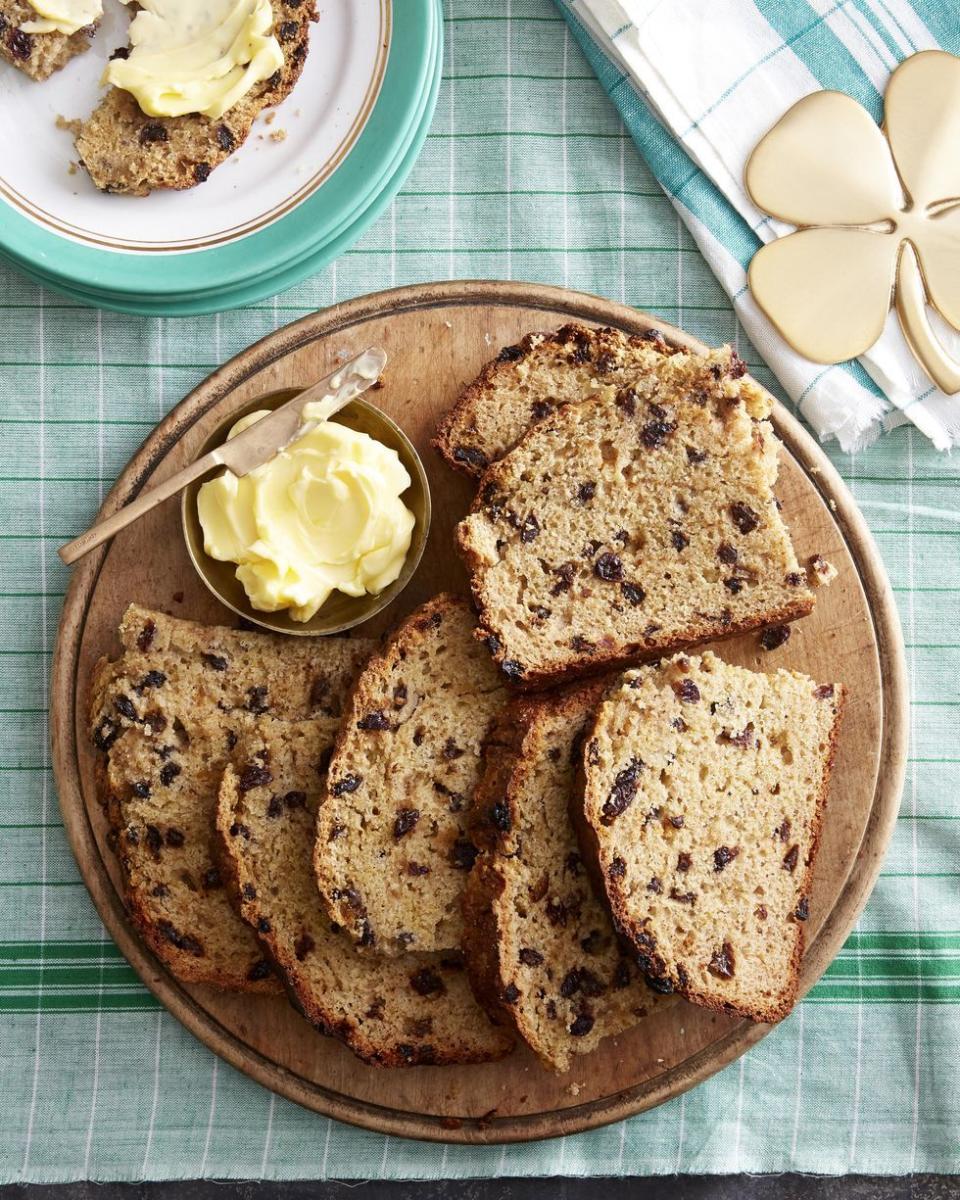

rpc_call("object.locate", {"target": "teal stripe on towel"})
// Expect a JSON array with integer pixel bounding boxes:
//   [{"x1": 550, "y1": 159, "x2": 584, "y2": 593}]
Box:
[
  {"x1": 756, "y1": 0, "x2": 884, "y2": 117},
  {"x1": 561, "y1": 3, "x2": 759, "y2": 270}
]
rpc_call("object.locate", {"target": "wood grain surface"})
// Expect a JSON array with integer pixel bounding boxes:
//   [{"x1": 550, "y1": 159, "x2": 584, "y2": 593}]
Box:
[{"x1": 50, "y1": 281, "x2": 908, "y2": 1143}]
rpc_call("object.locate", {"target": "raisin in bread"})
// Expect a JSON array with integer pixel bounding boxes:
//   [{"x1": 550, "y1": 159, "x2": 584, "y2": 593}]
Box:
[
  {"x1": 0, "y1": 1, "x2": 96, "y2": 79},
  {"x1": 90, "y1": 604, "x2": 372, "y2": 989},
  {"x1": 433, "y1": 322, "x2": 771, "y2": 477},
  {"x1": 75, "y1": 0, "x2": 315, "y2": 195},
  {"x1": 216, "y1": 721, "x2": 514, "y2": 1067},
  {"x1": 578, "y1": 652, "x2": 845, "y2": 1023},
  {"x1": 315, "y1": 593, "x2": 508, "y2": 956},
  {"x1": 463, "y1": 682, "x2": 670, "y2": 1072},
  {"x1": 456, "y1": 356, "x2": 816, "y2": 689}
]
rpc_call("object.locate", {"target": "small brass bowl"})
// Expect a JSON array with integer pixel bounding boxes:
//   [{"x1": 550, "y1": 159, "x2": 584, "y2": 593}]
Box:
[{"x1": 181, "y1": 391, "x2": 431, "y2": 636}]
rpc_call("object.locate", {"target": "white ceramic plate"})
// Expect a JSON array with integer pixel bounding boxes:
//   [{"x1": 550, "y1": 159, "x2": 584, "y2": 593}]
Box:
[{"x1": 0, "y1": 0, "x2": 389, "y2": 253}]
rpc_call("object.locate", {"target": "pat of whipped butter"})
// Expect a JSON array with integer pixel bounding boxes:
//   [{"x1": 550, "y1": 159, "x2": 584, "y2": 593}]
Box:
[
  {"x1": 103, "y1": 0, "x2": 284, "y2": 121},
  {"x1": 197, "y1": 407, "x2": 416, "y2": 623},
  {"x1": 22, "y1": 0, "x2": 101, "y2": 35}
]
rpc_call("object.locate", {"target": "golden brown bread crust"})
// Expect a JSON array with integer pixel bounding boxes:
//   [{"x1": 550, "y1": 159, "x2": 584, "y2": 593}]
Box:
[
  {"x1": 0, "y1": 0, "x2": 96, "y2": 79},
  {"x1": 75, "y1": 0, "x2": 316, "y2": 195},
  {"x1": 459, "y1": 706, "x2": 533, "y2": 1030},
  {"x1": 433, "y1": 323, "x2": 678, "y2": 478}
]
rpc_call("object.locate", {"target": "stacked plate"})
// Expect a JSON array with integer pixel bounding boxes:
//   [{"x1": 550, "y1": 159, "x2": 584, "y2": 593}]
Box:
[{"x1": 0, "y1": 0, "x2": 441, "y2": 316}]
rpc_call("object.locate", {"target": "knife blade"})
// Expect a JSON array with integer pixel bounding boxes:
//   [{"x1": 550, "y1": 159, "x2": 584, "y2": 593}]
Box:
[
  {"x1": 58, "y1": 345, "x2": 388, "y2": 566},
  {"x1": 208, "y1": 345, "x2": 388, "y2": 477}
]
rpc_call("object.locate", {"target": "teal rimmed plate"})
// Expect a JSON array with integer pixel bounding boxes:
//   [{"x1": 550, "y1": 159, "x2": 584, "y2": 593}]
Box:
[
  {"x1": 0, "y1": 0, "x2": 440, "y2": 303},
  {"x1": 2, "y1": 4, "x2": 442, "y2": 316}
]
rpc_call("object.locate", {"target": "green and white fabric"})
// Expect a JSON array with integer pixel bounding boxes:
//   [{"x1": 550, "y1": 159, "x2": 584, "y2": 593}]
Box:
[
  {"x1": 561, "y1": 0, "x2": 960, "y2": 450},
  {"x1": 1, "y1": 0, "x2": 958, "y2": 1182}
]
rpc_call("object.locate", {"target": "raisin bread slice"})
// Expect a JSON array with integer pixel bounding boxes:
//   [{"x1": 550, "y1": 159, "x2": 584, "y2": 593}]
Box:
[
  {"x1": 216, "y1": 721, "x2": 514, "y2": 1067},
  {"x1": 456, "y1": 364, "x2": 816, "y2": 689},
  {"x1": 75, "y1": 0, "x2": 315, "y2": 195},
  {"x1": 578, "y1": 652, "x2": 845, "y2": 1023},
  {"x1": 433, "y1": 323, "x2": 771, "y2": 477},
  {"x1": 463, "y1": 682, "x2": 671, "y2": 1072},
  {"x1": 90, "y1": 604, "x2": 372, "y2": 990},
  {"x1": 315, "y1": 594, "x2": 508, "y2": 957},
  {"x1": 0, "y1": 1, "x2": 97, "y2": 79}
]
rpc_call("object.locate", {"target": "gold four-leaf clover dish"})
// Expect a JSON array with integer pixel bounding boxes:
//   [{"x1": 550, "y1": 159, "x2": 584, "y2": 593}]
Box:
[{"x1": 745, "y1": 49, "x2": 960, "y2": 395}]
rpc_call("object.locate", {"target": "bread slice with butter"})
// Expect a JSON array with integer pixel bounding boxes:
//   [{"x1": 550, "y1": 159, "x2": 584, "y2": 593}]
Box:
[
  {"x1": 75, "y1": 0, "x2": 316, "y2": 196},
  {"x1": 0, "y1": 0, "x2": 97, "y2": 80}
]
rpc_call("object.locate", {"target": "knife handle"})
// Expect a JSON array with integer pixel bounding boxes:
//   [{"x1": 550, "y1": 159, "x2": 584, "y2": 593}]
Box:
[
  {"x1": 58, "y1": 453, "x2": 221, "y2": 566},
  {"x1": 57, "y1": 345, "x2": 386, "y2": 567}
]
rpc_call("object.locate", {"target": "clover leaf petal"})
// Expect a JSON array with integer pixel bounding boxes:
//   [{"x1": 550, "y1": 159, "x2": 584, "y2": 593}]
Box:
[
  {"x1": 885, "y1": 50, "x2": 960, "y2": 211},
  {"x1": 748, "y1": 227, "x2": 898, "y2": 363},
  {"x1": 746, "y1": 90, "x2": 902, "y2": 227},
  {"x1": 913, "y1": 204, "x2": 960, "y2": 329}
]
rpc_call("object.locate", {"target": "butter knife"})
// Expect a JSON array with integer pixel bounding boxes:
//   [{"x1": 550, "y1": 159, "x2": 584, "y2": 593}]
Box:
[{"x1": 58, "y1": 345, "x2": 388, "y2": 566}]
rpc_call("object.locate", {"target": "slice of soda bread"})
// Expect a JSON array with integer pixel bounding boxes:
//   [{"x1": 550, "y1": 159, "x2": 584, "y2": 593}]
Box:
[
  {"x1": 434, "y1": 324, "x2": 675, "y2": 476},
  {"x1": 456, "y1": 358, "x2": 816, "y2": 689},
  {"x1": 432, "y1": 322, "x2": 772, "y2": 477},
  {"x1": 216, "y1": 721, "x2": 514, "y2": 1067},
  {"x1": 89, "y1": 604, "x2": 372, "y2": 990},
  {"x1": 578, "y1": 652, "x2": 845, "y2": 1023},
  {"x1": 315, "y1": 594, "x2": 508, "y2": 957},
  {"x1": 0, "y1": 0, "x2": 97, "y2": 80},
  {"x1": 75, "y1": 0, "x2": 315, "y2": 195},
  {"x1": 463, "y1": 682, "x2": 671, "y2": 1072}
]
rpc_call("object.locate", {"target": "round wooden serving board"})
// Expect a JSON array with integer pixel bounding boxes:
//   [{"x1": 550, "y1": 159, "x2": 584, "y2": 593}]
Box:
[{"x1": 52, "y1": 281, "x2": 908, "y2": 1144}]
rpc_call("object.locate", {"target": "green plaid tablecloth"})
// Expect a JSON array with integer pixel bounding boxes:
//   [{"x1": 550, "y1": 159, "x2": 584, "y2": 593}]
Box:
[{"x1": 2, "y1": 0, "x2": 959, "y2": 1182}]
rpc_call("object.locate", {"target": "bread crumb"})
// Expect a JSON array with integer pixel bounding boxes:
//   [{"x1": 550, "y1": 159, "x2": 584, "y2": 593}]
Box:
[
  {"x1": 270, "y1": 129, "x2": 287, "y2": 143},
  {"x1": 567, "y1": 1082, "x2": 581, "y2": 1096},
  {"x1": 829, "y1": 498, "x2": 837, "y2": 511},
  {"x1": 67, "y1": 162, "x2": 78, "y2": 176},
  {"x1": 484, "y1": 332, "x2": 492, "y2": 345},
  {"x1": 265, "y1": 110, "x2": 277, "y2": 125},
  {"x1": 56, "y1": 115, "x2": 82, "y2": 137},
  {"x1": 444, "y1": 320, "x2": 452, "y2": 328},
  {"x1": 807, "y1": 554, "x2": 838, "y2": 588}
]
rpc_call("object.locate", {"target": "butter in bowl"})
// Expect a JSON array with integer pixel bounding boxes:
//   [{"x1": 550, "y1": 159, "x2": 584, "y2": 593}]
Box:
[{"x1": 182, "y1": 386, "x2": 431, "y2": 637}]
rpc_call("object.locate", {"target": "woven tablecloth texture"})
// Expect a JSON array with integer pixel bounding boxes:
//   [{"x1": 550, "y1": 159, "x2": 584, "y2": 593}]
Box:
[{"x1": 1, "y1": 0, "x2": 959, "y2": 1182}]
